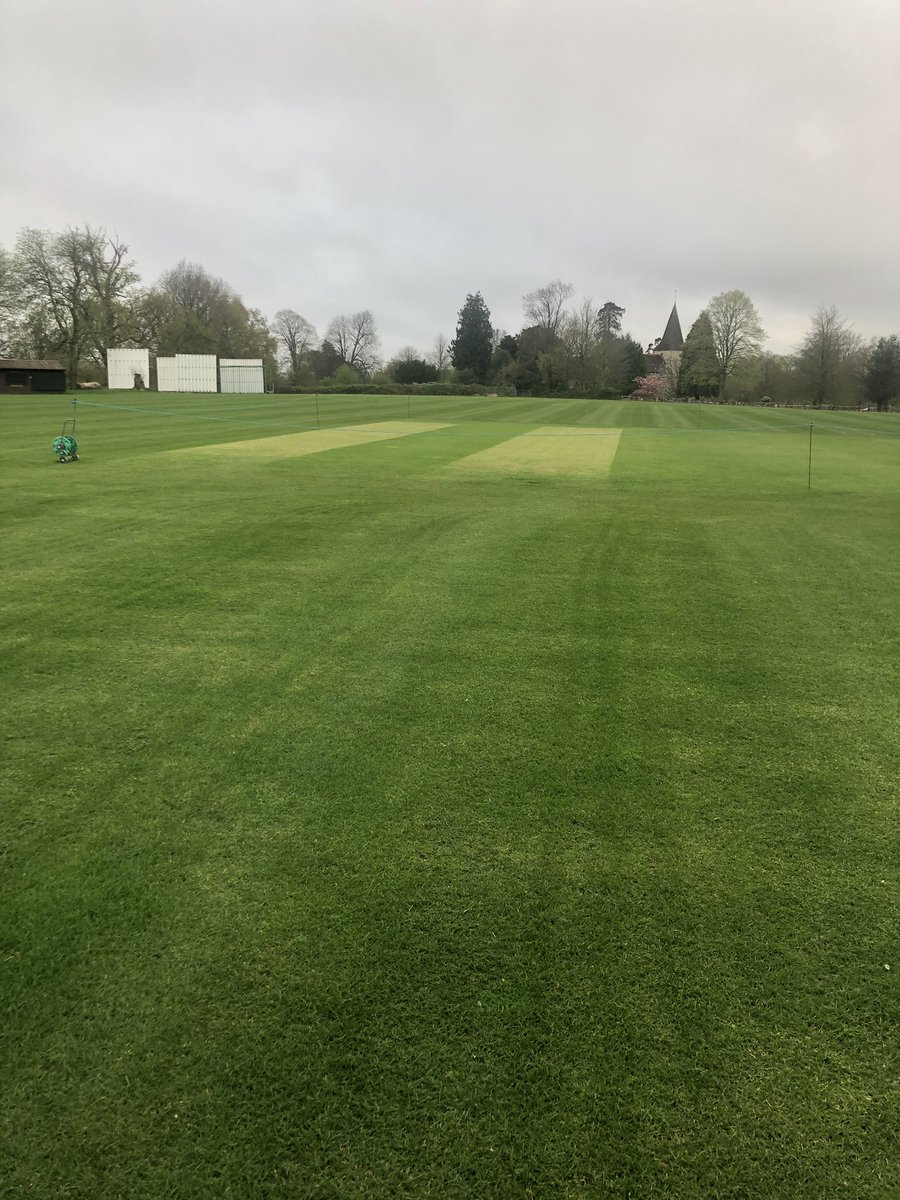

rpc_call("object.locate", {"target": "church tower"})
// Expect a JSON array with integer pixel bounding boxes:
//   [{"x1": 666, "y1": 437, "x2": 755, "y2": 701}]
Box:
[{"x1": 645, "y1": 301, "x2": 684, "y2": 377}]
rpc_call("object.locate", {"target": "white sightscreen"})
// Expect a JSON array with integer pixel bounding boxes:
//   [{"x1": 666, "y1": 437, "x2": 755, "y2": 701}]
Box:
[
  {"x1": 107, "y1": 348, "x2": 150, "y2": 389},
  {"x1": 175, "y1": 354, "x2": 217, "y2": 393},
  {"x1": 219, "y1": 359, "x2": 265, "y2": 393},
  {"x1": 156, "y1": 357, "x2": 178, "y2": 392}
]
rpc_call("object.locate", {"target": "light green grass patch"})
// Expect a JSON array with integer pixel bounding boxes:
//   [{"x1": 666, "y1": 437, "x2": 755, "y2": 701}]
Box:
[
  {"x1": 448, "y1": 424, "x2": 622, "y2": 476},
  {"x1": 171, "y1": 419, "x2": 450, "y2": 460}
]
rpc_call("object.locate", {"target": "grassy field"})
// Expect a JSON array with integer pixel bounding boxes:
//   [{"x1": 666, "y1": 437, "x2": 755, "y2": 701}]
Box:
[{"x1": 2, "y1": 392, "x2": 898, "y2": 1198}]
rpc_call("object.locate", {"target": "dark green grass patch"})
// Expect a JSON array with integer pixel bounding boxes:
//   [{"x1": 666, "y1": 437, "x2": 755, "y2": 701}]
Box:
[{"x1": 2, "y1": 395, "x2": 898, "y2": 1197}]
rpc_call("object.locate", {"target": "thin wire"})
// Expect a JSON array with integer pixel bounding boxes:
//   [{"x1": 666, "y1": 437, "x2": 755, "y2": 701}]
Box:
[
  {"x1": 70, "y1": 398, "x2": 899, "y2": 440},
  {"x1": 804, "y1": 421, "x2": 900, "y2": 438}
]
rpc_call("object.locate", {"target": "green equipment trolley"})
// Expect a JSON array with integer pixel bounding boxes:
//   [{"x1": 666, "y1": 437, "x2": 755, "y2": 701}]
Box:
[{"x1": 52, "y1": 398, "x2": 79, "y2": 463}]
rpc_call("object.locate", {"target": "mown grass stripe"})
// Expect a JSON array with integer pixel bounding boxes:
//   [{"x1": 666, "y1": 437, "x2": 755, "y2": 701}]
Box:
[
  {"x1": 448, "y1": 425, "x2": 623, "y2": 476},
  {"x1": 170, "y1": 419, "x2": 450, "y2": 459}
]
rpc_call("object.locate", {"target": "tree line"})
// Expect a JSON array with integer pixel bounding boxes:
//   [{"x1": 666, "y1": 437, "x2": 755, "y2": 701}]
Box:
[
  {"x1": 0, "y1": 226, "x2": 643, "y2": 394},
  {"x1": 0, "y1": 228, "x2": 276, "y2": 387},
  {"x1": 1, "y1": 225, "x2": 897, "y2": 408},
  {"x1": 449, "y1": 285, "x2": 646, "y2": 398},
  {"x1": 673, "y1": 293, "x2": 900, "y2": 411}
]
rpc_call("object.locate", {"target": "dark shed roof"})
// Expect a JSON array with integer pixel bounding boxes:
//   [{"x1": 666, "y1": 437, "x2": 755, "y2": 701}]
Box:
[{"x1": 0, "y1": 358, "x2": 65, "y2": 371}]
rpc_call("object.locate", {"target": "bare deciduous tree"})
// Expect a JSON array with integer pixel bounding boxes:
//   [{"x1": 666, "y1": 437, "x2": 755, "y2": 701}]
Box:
[
  {"x1": 798, "y1": 306, "x2": 861, "y2": 408},
  {"x1": 325, "y1": 310, "x2": 382, "y2": 377},
  {"x1": 81, "y1": 231, "x2": 139, "y2": 366},
  {"x1": 522, "y1": 280, "x2": 574, "y2": 341},
  {"x1": 430, "y1": 333, "x2": 450, "y2": 379},
  {"x1": 706, "y1": 289, "x2": 766, "y2": 397},
  {"x1": 13, "y1": 226, "x2": 133, "y2": 384},
  {"x1": 273, "y1": 309, "x2": 318, "y2": 384},
  {"x1": 562, "y1": 298, "x2": 598, "y2": 390}
]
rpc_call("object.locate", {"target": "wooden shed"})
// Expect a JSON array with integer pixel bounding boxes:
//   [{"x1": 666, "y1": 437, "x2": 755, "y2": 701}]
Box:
[{"x1": 0, "y1": 358, "x2": 67, "y2": 394}]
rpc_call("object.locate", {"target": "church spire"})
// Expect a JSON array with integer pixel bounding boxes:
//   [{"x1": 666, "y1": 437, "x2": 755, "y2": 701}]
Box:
[{"x1": 656, "y1": 302, "x2": 684, "y2": 352}]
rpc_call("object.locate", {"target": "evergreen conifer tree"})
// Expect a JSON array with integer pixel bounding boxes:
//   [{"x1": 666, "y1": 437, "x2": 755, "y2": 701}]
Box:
[
  {"x1": 863, "y1": 335, "x2": 900, "y2": 411},
  {"x1": 450, "y1": 292, "x2": 493, "y2": 382},
  {"x1": 678, "y1": 311, "x2": 720, "y2": 398}
]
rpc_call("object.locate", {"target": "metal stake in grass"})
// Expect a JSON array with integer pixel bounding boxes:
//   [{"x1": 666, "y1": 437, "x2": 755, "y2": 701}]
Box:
[
  {"x1": 808, "y1": 422, "x2": 814, "y2": 491},
  {"x1": 315, "y1": 392, "x2": 320, "y2": 429}
]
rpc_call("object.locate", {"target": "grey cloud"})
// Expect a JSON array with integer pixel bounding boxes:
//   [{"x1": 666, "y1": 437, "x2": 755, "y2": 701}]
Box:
[{"x1": 2, "y1": 0, "x2": 899, "y2": 358}]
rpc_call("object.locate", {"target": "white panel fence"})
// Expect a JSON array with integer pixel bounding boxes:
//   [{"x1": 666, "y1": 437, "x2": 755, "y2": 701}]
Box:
[
  {"x1": 176, "y1": 354, "x2": 217, "y2": 393},
  {"x1": 219, "y1": 359, "x2": 265, "y2": 393},
  {"x1": 156, "y1": 357, "x2": 179, "y2": 392},
  {"x1": 112, "y1": 350, "x2": 264, "y2": 393},
  {"x1": 107, "y1": 348, "x2": 150, "y2": 389},
  {"x1": 155, "y1": 354, "x2": 218, "y2": 393}
]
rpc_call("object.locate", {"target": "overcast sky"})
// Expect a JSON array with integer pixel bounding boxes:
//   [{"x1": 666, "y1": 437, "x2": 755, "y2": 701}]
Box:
[{"x1": 2, "y1": 0, "x2": 899, "y2": 359}]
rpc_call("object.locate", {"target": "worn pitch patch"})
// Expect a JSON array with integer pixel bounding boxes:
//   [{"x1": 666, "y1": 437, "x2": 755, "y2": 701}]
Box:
[
  {"x1": 174, "y1": 421, "x2": 450, "y2": 459},
  {"x1": 449, "y1": 426, "x2": 622, "y2": 477}
]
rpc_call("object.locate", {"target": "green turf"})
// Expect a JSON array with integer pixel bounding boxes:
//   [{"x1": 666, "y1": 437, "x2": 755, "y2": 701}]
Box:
[{"x1": 2, "y1": 393, "x2": 898, "y2": 1198}]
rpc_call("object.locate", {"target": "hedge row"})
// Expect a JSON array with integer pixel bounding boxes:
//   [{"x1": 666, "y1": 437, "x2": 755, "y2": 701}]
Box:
[{"x1": 281, "y1": 383, "x2": 498, "y2": 397}]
